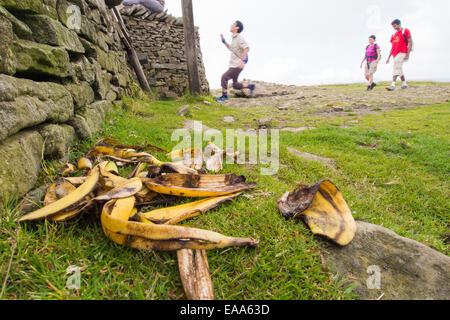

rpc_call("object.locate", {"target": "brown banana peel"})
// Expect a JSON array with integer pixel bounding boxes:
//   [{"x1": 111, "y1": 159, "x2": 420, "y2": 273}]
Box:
[
  {"x1": 177, "y1": 249, "x2": 214, "y2": 300},
  {"x1": 101, "y1": 199, "x2": 259, "y2": 250},
  {"x1": 142, "y1": 173, "x2": 255, "y2": 198},
  {"x1": 277, "y1": 180, "x2": 357, "y2": 246}
]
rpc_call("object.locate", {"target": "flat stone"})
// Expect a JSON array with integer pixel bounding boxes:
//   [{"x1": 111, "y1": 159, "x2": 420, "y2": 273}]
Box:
[
  {"x1": 0, "y1": 5, "x2": 33, "y2": 39},
  {"x1": 0, "y1": 130, "x2": 43, "y2": 199},
  {"x1": 177, "y1": 105, "x2": 190, "y2": 116},
  {"x1": 281, "y1": 127, "x2": 315, "y2": 133},
  {"x1": 223, "y1": 116, "x2": 235, "y2": 123},
  {"x1": 0, "y1": 0, "x2": 58, "y2": 19},
  {"x1": 0, "y1": 15, "x2": 16, "y2": 75},
  {"x1": 153, "y1": 63, "x2": 187, "y2": 71},
  {"x1": 12, "y1": 39, "x2": 74, "y2": 78},
  {"x1": 287, "y1": 147, "x2": 336, "y2": 167},
  {"x1": 72, "y1": 56, "x2": 96, "y2": 85},
  {"x1": 94, "y1": 66, "x2": 112, "y2": 100},
  {"x1": 37, "y1": 123, "x2": 76, "y2": 160},
  {"x1": 70, "y1": 100, "x2": 112, "y2": 138},
  {"x1": 105, "y1": 89, "x2": 117, "y2": 102},
  {"x1": 22, "y1": 14, "x2": 85, "y2": 53},
  {"x1": 65, "y1": 81, "x2": 95, "y2": 109},
  {"x1": 0, "y1": 74, "x2": 74, "y2": 141},
  {"x1": 323, "y1": 221, "x2": 450, "y2": 300},
  {"x1": 95, "y1": 47, "x2": 122, "y2": 74},
  {"x1": 79, "y1": 15, "x2": 101, "y2": 45},
  {"x1": 258, "y1": 117, "x2": 272, "y2": 128},
  {"x1": 18, "y1": 183, "x2": 48, "y2": 214}
]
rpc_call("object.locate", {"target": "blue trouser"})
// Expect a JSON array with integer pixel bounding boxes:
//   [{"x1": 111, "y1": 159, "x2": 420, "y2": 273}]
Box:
[{"x1": 122, "y1": 0, "x2": 164, "y2": 13}]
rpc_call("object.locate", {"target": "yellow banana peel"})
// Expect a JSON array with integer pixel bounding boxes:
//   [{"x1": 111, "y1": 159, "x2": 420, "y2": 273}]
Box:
[
  {"x1": 142, "y1": 174, "x2": 255, "y2": 198},
  {"x1": 19, "y1": 166, "x2": 100, "y2": 222},
  {"x1": 101, "y1": 199, "x2": 258, "y2": 250},
  {"x1": 277, "y1": 180, "x2": 357, "y2": 246}
]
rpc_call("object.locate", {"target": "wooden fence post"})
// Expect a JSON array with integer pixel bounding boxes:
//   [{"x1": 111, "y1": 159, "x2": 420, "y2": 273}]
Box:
[{"x1": 181, "y1": 0, "x2": 201, "y2": 94}]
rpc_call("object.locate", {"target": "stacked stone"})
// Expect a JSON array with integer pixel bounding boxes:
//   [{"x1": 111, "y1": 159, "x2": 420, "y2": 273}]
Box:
[
  {"x1": 121, "y1": 5, "x2": 209, "y2": 98},
  {"x1": 0, "y1": 0, "x2": 135, "y2": 198}
]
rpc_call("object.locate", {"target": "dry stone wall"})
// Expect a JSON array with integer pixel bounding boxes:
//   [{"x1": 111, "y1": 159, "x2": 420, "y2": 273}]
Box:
[
  {"x1": 121, "y1": 5, "x2": 209, "y2": 98},
  {"x1": 0, "y1": 0, "x2": 135, "y2": 198}
]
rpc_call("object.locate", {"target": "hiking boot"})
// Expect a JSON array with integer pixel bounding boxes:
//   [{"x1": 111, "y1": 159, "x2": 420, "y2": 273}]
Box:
[
  {"x1": 401, "y1": 84, "x2": 409, "y2": 90},
  {"x1": 386, "y1": 85, "x2": 395, "y2": 91},
  {"x1": 247, "y1": 84, "x2": 256, "y2": 97},
  {"x1": 370, "y1": 82, "x2": 377, "y2": 90},
  {"x1": 366, "y1": 85, "x2": 371, "y2": 91},
  {"x1": 216, "y1": 96, "x2": 229, "y2": 102}
]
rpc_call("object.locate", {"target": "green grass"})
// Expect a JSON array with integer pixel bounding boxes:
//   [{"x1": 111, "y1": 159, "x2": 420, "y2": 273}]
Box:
[{"x1": 1, "y1": 92, "x2": 448, "y2": 300}]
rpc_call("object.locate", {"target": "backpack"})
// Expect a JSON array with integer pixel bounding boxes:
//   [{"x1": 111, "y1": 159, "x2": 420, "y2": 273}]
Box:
[
  {"x1": 402, "y1": 29, "x2": 414, "y2": 52},
  {"x1": 394, "y1": 29, "x2": 414, "y2": 52},
  {"x1": 366, "y1": 44, "x2": 379, "y2": 60}
]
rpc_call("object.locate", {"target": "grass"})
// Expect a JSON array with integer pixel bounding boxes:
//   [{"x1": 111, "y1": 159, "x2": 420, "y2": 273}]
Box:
[{"x1": 1, "y1": 88, "x2": 448, "y2": 300}]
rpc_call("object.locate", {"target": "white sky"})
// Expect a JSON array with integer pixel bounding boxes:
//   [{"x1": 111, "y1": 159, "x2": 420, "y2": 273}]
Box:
[{"x1": 165, "y1": 0, "x2": 450, "y2": 88}]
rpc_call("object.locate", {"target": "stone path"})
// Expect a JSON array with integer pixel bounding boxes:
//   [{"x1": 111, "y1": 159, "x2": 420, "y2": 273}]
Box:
[{"x1": 213, "y1": 80, "x2": 450, "y2": 129}]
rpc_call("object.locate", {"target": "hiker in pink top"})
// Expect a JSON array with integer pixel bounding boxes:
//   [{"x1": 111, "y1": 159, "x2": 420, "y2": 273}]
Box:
[{"x1": 360, "y1": 35, "x2": 381, "y2": 91}]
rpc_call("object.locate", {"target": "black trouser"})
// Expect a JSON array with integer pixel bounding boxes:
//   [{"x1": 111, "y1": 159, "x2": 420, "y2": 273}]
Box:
[{"x1": 221, "y1": 67, "x2": 244, "y2": 90}]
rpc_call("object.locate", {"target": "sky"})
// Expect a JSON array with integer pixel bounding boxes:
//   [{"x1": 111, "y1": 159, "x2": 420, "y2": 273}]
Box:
[{"x1": 165, "y1": 0, "x2": 450, "y2": 88}]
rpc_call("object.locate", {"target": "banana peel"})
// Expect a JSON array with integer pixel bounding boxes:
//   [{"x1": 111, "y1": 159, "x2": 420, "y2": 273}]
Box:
[
  {"x1": 77, "y1": 157, "x2": 93, "y2": 170},
  {"x1": 60, "y1": 163, "x2": 76, "y2": 177},
  {"x1": 142, "y1": 174, "x2": 255, "y2": 198},
  {"x1": 94, "y1": 177, "x2": 142, "y2": 201},
  {"x1": 98, "y1": 138, "x2": 168, "y2": 153},
  {"x1": 101, "y1": 199, "x2": 259, "y2": 250},
  {"x1": 105, "y1": 161, "x2": 119, "y2": 174},
  {"x1": 88, "y1": 145, "x2": 197, "y2": 174},
  {"x1": 64, "y1": 176, "x2": 88, "y2": 186},
  {"x1": 167, "y1": 148, "x2": 202, "y2": 162},
  {"x1": 129, "y1": 162, "x2": 147, "y2": 178},
  {"x1": 110, "y1": 196, "x2": 136, "y2": 220},
  {"x1": 87, "y1": 146, "x2": 161, "y2": 164},
  {"x1": 134, "y1": 185, "x2": 158, "y2": 204},
  {"x1": 42, "y1": 179, "x2": 85, "y2": 222},
  {"x1": 19, "y1": 166, "x2": 100, "y2": 222},
  {"x1": 19, "y1": 138, "x2": 260, "y2": 298},
  {"x1": 277, "y1": 180, "x2": 356, "y2": 246},
  {"x1": 99, "y1": 168, "x2": 129, "y2": 189},
  {"x1": 168, "y1": 148, "x2": 203, "y2": 171},
  {"x1": 139, "y1": 193, "x2": 242, "y2": 225},
  {"x1": 177, "y1": 249, "x2": 214, "y2": 300}
]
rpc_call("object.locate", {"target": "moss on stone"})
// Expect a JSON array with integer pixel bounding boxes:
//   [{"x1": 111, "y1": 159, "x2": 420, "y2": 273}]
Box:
[
  {"x1": 0, "y1": 130, "x2": 43, "y2": 199},
  {"x1": 12, "y1": 38, "x2": 74, "y2": 78}
]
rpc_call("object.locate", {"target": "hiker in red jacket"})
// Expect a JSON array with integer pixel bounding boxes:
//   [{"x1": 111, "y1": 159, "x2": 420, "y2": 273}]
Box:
[
  {"x1": 386, "y1": 19, "x2": 413, "y2": 91},
  {"x1": 360, "y1": 35, "x2": 381, "y2": 91}
]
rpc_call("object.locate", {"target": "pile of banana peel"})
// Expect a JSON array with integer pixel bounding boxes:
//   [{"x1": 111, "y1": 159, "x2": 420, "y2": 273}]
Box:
[
  {"x1": 19, "y1": 139, "x2": 258, "y2": 300},
  {"x1": 18, "y1": 138, "x2": 357, "y2": 300}
]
